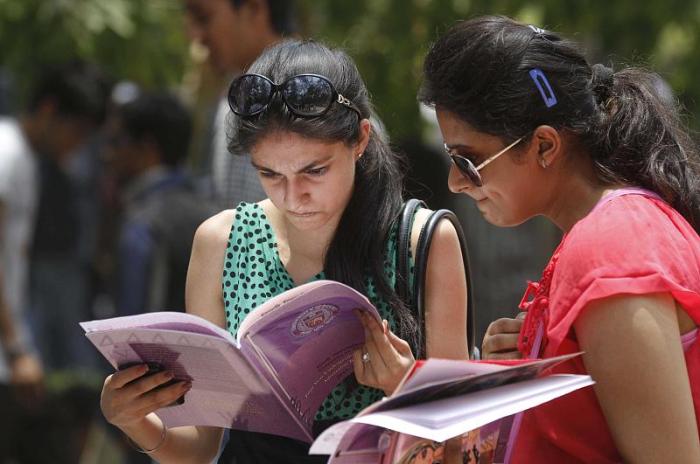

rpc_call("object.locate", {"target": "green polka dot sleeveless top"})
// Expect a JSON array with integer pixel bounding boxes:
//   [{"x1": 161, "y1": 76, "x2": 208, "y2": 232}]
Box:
[{"x1": 222, "y1": 202, "x2": 414, "y2": 421}]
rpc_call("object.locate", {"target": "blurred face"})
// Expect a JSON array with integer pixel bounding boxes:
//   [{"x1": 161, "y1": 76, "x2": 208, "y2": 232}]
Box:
[
  {"x1": 185, "y1": 0, "x2": 256, "y2": 74},
  {"x1": 436, "y1": 108, "x2": 543, "y2": 227},
  {"x1": 27, "y1": 113, "x2": 93, "y2": 163},
  {"x1": 104, "y1": 117, "x2": 144, "y2": 184},
  {"x1": 250, "y1": 131, "x2": 363, "y2": 232}
]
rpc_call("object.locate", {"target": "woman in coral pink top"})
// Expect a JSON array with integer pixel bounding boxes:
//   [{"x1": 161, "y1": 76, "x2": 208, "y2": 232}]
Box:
[{"x1": 420, "y1": 15, "x2": 700, "y2": 464}]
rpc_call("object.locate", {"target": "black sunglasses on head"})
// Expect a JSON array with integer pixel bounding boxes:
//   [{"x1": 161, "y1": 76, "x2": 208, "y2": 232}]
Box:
[{"x1": 227, "y1": 73, "x2": 362, "y2": 118}]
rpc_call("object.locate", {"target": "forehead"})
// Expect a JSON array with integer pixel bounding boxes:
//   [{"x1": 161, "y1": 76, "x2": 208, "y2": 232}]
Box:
[
  {"x1": 435, "y1": 108, "x2": 504, "y2": 148},
  {"x1": 251, "y1": 132, "x2": 346, "y2": 168}
]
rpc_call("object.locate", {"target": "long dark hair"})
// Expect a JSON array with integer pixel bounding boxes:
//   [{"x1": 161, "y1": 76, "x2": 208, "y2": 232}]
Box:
[
  {"x1": 229, "y1": 40, "x2": 418, "y2": 347},
  {"x1": 420, "y1": 15, "x2": 700, "y2": 232}
]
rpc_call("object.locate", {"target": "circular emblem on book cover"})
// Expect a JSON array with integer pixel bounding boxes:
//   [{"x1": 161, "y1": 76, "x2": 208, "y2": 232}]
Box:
[{"x1": 291, "y1": 304, "x2": 339, "y2": 337}]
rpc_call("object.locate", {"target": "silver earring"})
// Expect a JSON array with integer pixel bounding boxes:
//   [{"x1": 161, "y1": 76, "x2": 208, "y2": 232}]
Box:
[{"x1": 539, "y1": 159, "x2": 548, "y2": 169}]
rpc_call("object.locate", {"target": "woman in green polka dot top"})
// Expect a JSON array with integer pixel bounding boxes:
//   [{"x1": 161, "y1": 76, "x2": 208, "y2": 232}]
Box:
[{"x1": 100, "y1": 40, "x2": 469, "y2": 463}]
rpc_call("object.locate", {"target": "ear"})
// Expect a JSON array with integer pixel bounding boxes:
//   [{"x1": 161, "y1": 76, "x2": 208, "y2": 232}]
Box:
[
  {"x1": 530, "y1": 125, "x2": 562, "y2": 168},
  {"x1": 355, "y1": 119, "x2": 371, "y2": 160}
]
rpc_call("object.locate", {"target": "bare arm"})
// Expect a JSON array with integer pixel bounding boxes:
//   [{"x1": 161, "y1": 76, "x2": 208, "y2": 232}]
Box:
[
  {"x1": 417, "y1": 211, "x2": 469, "y2": 359},
  {"x1": 574, "y1": 293, "x2": 700, "y2": 463},
  {"x1": 353, "y1": 209, "x2": 469, "y2": 395},
  {"x1": 101, "y1": 210, "x2": 234, "y2": 463}
]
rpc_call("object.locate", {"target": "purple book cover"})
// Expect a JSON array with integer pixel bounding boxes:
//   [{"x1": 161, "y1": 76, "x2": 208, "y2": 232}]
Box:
[{"x1": 80, "y1": 280, "x2": 380, "y2": 443}]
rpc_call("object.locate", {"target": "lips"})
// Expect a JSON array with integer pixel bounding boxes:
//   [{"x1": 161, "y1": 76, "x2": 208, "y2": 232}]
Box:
[{"x1": 288, "y1": 211, "x2": 317, "y2": 217}]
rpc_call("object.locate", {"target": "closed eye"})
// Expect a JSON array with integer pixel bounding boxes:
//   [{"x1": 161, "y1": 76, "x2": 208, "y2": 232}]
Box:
[
  {"x1": 258, "y1": 169, "x2": 281, "y2": 179},
  {"x1": 305, "y1": 166, "x2": 328, "y2": 176}
]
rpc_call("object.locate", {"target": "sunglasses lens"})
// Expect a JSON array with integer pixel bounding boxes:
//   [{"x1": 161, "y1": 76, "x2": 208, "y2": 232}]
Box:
[
  {"x1": 229, "y1": 75, "x2": 273, "y2": 116},
  {"x1": 451, "y1": 156, "x2": 483, "y2": 186},
  {"x1": 282, "y1": 75, "x2": 334, "y2": 116}
]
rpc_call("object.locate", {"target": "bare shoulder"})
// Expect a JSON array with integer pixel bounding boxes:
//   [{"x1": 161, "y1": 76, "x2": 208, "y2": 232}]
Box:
[
  {"x1": 193, "y1": 209, "x2": 236, "y2": 249},
  {"x1": 410, "y1": 207, "x2": 461, "y2": 253},
  {"x1": 186, "y1": 209, "x2": 236, "y2": 328}
]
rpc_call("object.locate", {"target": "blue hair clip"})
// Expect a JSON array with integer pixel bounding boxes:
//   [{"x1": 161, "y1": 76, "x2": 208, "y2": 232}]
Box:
[{"x1": 529, "y1": 68, "x2": 557, "y2": 108}]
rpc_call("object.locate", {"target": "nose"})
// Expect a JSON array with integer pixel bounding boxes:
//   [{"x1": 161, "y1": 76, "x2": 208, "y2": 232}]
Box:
[
  {"x1": 447, "y1": 163, "x2": 473, "y2": 195},
  {"x1": 284, "y1": 177, "x2": 310, "y2": 209}
]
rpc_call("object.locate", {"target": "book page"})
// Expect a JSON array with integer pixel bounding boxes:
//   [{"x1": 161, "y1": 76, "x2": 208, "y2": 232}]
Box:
[
  {"x1": 84, "y1": 326, "x2": 313, "y2": 443},
  {"x1": 238, "y1": 281, "x2": 382, "y2": 435}
]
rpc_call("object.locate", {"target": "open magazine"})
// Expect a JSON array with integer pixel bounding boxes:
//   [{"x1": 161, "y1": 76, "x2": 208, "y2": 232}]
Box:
[
  {"x1": 80, "y1": 280, "x2": 382, "y2": 443},
  {"x1": 310, "y1": 354, "x2": 594, "y2": 463}
]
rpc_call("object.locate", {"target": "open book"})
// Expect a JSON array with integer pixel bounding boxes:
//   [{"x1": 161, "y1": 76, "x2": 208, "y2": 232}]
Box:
[
  {"x1": 310, "y1": 354, "x2": 594, "y2": 463},
  {"x1": 80, "y1": 280, "x2": 382, "y2": 443}
]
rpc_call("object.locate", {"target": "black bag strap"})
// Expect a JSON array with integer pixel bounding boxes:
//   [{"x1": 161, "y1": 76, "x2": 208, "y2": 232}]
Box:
[
  {"x1": 397, "y1": 200, "x2": 476, "y2": 359},
  {"x1": 396, "y1": 198, "x2": 425, "y2": 307}
]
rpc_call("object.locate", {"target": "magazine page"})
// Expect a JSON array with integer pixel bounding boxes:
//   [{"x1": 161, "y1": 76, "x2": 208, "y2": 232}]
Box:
[
  {"x1": 323, "y1": 420, "x2": 508, "y2": 464},
  {"x1": 351, "y1": 374, "x2": 593, "y2": 442},
  {"x1": 383, "y1": 420, "x2": 507, "y2": 464},
  {"x1": 310, "y1": 354, "x2": 593, "y2": 457},
  {"x1": 367, "y1": 353, "x2": 582, "y2": 414},
  {"x1": 237, "y1": 280, "x2": 382, "y2": 439},
  {"x1": 81, "y1": 316, "x2": 313, "y2": 442}
]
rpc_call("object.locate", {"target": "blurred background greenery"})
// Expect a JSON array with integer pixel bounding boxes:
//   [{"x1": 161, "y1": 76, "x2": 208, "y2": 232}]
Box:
[{"x1": 1, "y1": 0, "x2": 699, "y2": 139}]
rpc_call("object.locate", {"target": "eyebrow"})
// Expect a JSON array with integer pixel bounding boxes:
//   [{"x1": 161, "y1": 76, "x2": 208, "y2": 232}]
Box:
[
  {"x1": 444, "y1": 142, "x2": 475, "y2": 151},
  {"x1": 251, "y1": 155, "x2": 334, "y2": 174}
]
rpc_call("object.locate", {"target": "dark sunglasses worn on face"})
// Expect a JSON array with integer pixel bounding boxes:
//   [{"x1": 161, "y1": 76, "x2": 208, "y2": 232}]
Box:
[
  {"x1": 444, "y1": 137, "x2": 523, "y2": 187},
  {"x1": 228, "y1": 73, "x2": 362, "y2": 119}
]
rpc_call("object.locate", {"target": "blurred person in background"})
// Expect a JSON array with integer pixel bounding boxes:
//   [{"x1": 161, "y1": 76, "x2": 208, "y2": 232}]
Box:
[
  {"x1": 183, "y1": 0, "x2": 297, "y2": 210},
  {"x1": 0, "y1": 61, "x2": 110, "y2": 464},
  {"x1": 0, "y1": 76, "x2": 44, "y2": 464},
  {"x1": 106, "y1": 91, "x2": 214, "y2": 316},
  {"x1": 27, "y1": 61, "x2": 111, "y2": 373}
]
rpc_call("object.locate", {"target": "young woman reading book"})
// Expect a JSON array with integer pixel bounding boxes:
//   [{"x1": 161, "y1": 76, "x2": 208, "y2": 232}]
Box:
[
  {"x1": 100, "y1": 40, "x2": 469, "y2": 463},
  {"x1": 420, "y1": 15, "x2": 700, "y2": 463}
]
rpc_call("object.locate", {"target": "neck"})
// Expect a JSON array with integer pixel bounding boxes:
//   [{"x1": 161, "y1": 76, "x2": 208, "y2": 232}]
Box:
[
  {"x1": 265, "y1": 200, "x2": 342, "y2": 282},
  {"x1": 545, "y1": 174, "x2": 624, "y2": 232},
  {"x1": 284, "y1": 213, "x2": 339, "y2": 266}
]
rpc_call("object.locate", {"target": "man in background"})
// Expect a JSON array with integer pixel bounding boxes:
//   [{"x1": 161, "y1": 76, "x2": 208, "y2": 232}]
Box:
[
  {"x1": 0, "y1": 61, "x2": 109, "y2": 463},
  {"x1": 106, "y1": 91, "x2": 214, "y2": 315},
  {"x1": 184, "y1": 0, "x2": 297, "y2": 209},
  {"x1": 28, "y1": 62, "x2": 111, "y2": 373}
]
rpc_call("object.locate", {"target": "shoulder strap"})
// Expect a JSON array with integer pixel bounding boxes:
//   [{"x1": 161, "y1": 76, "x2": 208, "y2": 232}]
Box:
[
  {"x1": 397, "y1": 199, "x2": 426, "y2": 307},
  {"x1": 413, "y1": 209, "x2": 476, "y2": 359}
]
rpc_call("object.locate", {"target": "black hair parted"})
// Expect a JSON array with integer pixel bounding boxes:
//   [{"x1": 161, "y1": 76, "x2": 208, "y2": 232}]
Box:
[
  {"x1": 420, "y1": 15, "x2": 700, "y2": 233},
  {"x1": 117, "y1": 92, "x2": 192, "y2": 167},
  {"x1": 228, "y1": 39, "x2": 419, "y2": 350}
]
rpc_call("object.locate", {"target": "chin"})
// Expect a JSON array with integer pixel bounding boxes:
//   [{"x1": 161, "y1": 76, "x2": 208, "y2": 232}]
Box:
[{"x1": 479, "y1": 211, "x2": 522, "y2": 228}]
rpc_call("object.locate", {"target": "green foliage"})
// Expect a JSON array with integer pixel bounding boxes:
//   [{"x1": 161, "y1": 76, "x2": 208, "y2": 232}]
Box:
[
  {"x1": 2, "y1": 0, "x2": 700, "y2": 135},
  {"x1": 299, "y1": 0, "x2": 700, "y2": 139},
  {"x1": 0, "y1": 0, "x2": 188, "y2": 108}
]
